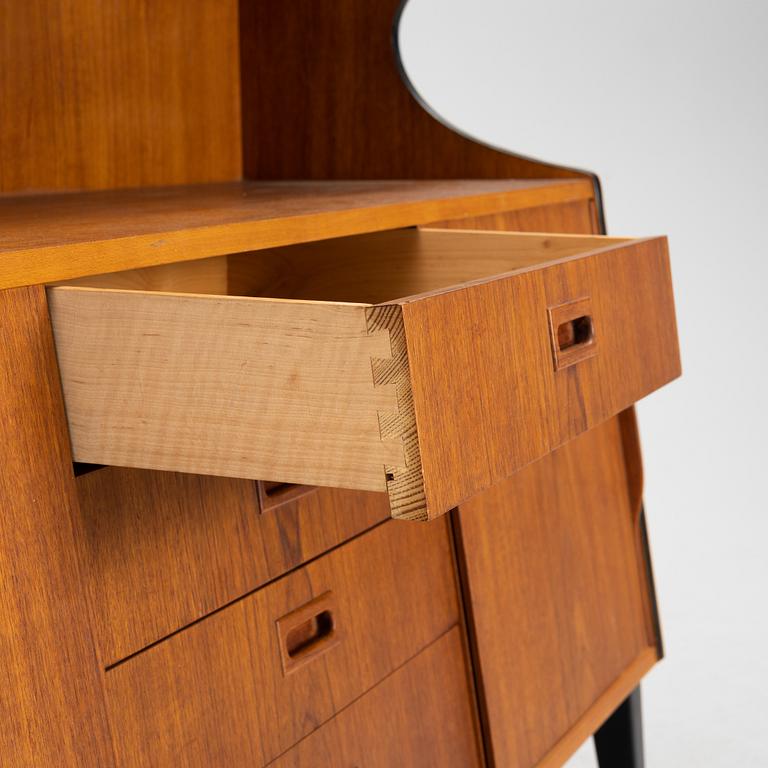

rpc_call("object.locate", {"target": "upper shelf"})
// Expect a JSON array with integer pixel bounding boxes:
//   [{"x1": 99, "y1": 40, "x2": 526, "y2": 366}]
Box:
[{"x1": 0, "y1": 179, "x2": 593, "y2": 289}]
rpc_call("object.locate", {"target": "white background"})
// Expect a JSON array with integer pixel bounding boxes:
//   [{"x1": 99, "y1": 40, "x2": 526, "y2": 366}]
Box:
[{"x1": 400, "y1": 2, "x2": 768, "y2": 765}]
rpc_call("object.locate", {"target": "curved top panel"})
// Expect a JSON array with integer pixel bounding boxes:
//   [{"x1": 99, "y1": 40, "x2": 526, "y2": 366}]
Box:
[{"x1": 238, "y1": 0, "x2": 600, "y2": 200}]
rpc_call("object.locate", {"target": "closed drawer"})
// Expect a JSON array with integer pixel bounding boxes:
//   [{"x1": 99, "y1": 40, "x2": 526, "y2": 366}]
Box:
[
  {"x1": 104, "y1": 516, "x2": 459, "y2": 767},
  {"x1": 49, "y1": 228, "x2": 680, "y2": 521},
  {"x1": 76, "y1": 469, "x2": 390, "y2": 665},
  {"x1": 270, "y1": 627, "x2": 483, "y2": 768}
]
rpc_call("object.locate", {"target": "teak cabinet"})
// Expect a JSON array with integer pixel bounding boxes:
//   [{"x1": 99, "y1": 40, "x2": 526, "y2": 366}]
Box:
[{"x1": 0, "y1": 3, "x2": 680, "y2": 767}]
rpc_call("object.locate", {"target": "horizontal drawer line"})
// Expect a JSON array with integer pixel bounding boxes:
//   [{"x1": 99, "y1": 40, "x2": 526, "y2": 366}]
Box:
[
  {"x1": 262, "y1": 623, "x2": 461, "y2": 768},
  {"x1": 104, "y1": 516, "x2": 391, "y2": 672}
]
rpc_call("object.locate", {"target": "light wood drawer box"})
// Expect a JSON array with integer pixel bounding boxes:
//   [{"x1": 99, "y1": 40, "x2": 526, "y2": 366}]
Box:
[
  {"x1": 76, "y1": 470, "x2": 390, "y2": 666},
  {"x1": 269, "y1": 627, "x2": 482, "y2": 768},
  {"x1": 104, "y1": 517, "x2": 459, "y2": 767},
  {"x1": 48, "y1": 228, "x2": 681, "y2": 521}
]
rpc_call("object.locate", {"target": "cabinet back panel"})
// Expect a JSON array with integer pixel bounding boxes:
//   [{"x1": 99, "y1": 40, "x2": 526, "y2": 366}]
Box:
[{"x1": 0, "y1": 0, "x2": 241, "y2": 193}]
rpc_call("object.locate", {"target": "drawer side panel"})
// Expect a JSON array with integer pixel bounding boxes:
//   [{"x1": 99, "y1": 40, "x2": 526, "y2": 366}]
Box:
[{"x1": 48, "y1": 288, "x2": 405, "y2": 491}]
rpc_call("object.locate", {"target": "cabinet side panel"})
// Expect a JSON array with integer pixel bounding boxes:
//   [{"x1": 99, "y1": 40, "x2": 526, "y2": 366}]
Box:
[{"x1": 0, "y1": 286, "x2": 115, "y2": 766}]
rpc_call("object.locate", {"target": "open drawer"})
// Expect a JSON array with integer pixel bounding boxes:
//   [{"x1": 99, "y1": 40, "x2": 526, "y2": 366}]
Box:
[{"x1": 48, "y1": 229, "x2": 680, "y2": 520}]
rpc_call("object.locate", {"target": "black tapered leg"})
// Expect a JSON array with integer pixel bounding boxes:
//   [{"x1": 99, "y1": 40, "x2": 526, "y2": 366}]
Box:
[{"x1": 594, "y1": 686, "x2": 644, "y2": 767}]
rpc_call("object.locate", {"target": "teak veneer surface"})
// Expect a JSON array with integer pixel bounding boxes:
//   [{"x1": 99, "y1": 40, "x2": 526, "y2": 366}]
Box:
[
  {"x1": 445, "y1": 201, "x2": 662, "y2": 766},
  {"x1": 77, "y1": 471, "x2": 390, "y2": 665},
  {"x1": 426, "y1": 198, "x2": 599, "y2": 235},
  {"x1": 400, "y1": 234, "x2": 679, "y2": 517},
  {"x1": 225, "y1": 228, "x2": 627, "y2": 303},
  {"x1": 239, "y1": 0, "x2": 591, "y2": 185},
  {"x1": 0, "y1": 178, "x2": 593, "y2": 289},
  {"x1": 1, "y1": 0, "x2": 592, "y2": 197},
  {"x1": 0, "y1": 0, "x2": 674, "y2": 762},
  {"x1": 456, "y1": 416, "x2": 657, "y2": 768},
  {"x1": 105, "y1": 518, "x2": 459, "y2": 767},
  {"x1": 269, "y1": 628, "x2": 483, "y2": 768},
  {"x1": 0, "y1": 0, "x2": 241, "y2": 194},
  {"x1": 0, "y1": 287, "x2": 115, "y2": 766},
  {"x1": 49, "y1": 228, "x2": 680, "y2": 520}
]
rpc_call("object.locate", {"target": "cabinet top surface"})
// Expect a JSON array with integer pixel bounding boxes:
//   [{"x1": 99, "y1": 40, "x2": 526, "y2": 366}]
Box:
[{"x1": 0, "y1": 178, "x2": 593, "y2": 289}]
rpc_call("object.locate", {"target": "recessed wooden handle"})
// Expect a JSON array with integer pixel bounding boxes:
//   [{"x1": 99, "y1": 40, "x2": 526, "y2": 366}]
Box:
[
  {"x1": 548, "y1": 297, "x2": 598, "y2": 370},
  {"x1": 556, "y1": 314, "x2": 593, "y2": 351},
  {"x1": 276, "y1": 592, "x2": 340, "y2": 675}
]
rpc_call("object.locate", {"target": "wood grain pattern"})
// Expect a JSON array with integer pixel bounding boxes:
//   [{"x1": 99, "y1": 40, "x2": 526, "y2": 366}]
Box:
[
  {"x1": 543, "y1": 237, "x2": 681, "y2": 446},
  {"x1": 105, "y1": 517, "x2": 459, "y2": 767},
  {"x1": 77, "y1": 470, "x2": 390, "y2": 665},
  {"x1": 426, "y1": 198, "x2": 599, "y2": 234},
  {"x1": 367, "y1": 304, "x2": 426, "y2": 520},
  {"x1": 226, "y1": 228, "x2": 627, "y2": 304},
  {"x1": 400, "y1": 233, "x2": 680, "y2": 517},
  {"x1": 239, "y1": 0, "x2": 591, "y2": 183},
  {"x1": 50, "y1": 288, "x2": 403, "y2": 491},
  {"x1": 50, "y1": 229, "x2": 678, "y2": 521},
  {"x1": 0, "y1": 286, "x2": 115, "y2": 766},
  {"x1": 618, "y1": 406, "x2": 662, "y2": 654},
  {"x1": 56, "y1": 256, "x2": 228, "y2": 294},
  {"x1": 0, "y1": 178, "x2": 593, "y2": 290},
  {"x1": 444, "y1": 201, "x2": 664, "y2": 763},
  {"x1": 269, "y1": 628, "x2": 483, "y2": 768},
  {"x1": 537, "y1": 648, "x2": 657, "y2": 768},
  {"x1": 0, "y1": 1, "x2": 673, "y2": 765},
  {"x1": 455, "y1": 417, "x2": 658, "y2": 768},
  {"x1": 0, "y1": 0, "x2": 241, "y2": 194}
]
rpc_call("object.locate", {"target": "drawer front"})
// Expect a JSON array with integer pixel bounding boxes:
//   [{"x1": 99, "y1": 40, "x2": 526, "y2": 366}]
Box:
[
  {"x1": 105, "y1": 516, "x2": 459, "y2": 767},
  {"x1": 456, "y1": 414, "x2": 658, "y2": 767},
  {"x1": 397, "y1": 232, "x2": 680, "y2": 518},
  {"x1": 270, "y1": 627, "x2": 483, "y2": 768},
  {"x1": 76, "y1": 469, "x2": 390, "y2": 665},
  {"x1": 49, "y1": 229, "x2": 679, "y2": 522}
]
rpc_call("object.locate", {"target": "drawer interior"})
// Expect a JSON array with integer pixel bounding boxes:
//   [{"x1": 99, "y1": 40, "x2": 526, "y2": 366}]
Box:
[{"x1": 60, "y1": 228, "x2": 631, "y2": 302}]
